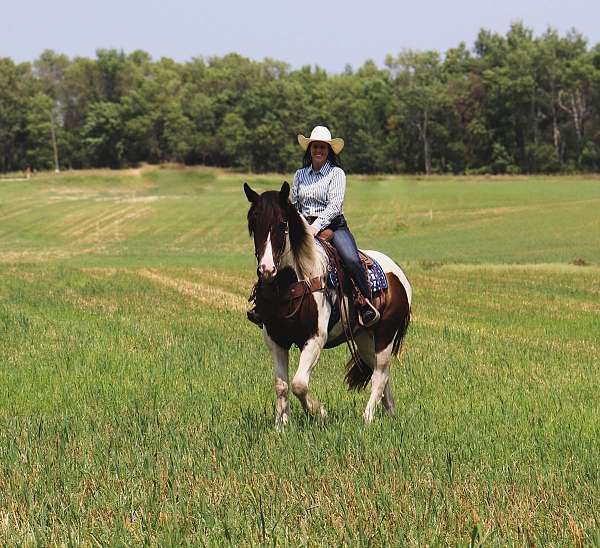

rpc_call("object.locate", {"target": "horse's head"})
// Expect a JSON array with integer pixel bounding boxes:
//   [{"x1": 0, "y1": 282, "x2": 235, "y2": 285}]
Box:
[{"x1": 244, "y1": 181, "x2": 291, "y2": 281}]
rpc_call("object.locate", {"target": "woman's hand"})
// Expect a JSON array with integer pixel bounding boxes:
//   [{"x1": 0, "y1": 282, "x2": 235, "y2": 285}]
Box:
[{"x1": 307, "y1": 225, "x2": 320, "y2": 237}]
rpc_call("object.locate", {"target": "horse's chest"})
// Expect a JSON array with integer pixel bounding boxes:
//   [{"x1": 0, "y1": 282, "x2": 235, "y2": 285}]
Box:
[{"x1": 258, "y1": 293, "x2": 320, "y2": 350}]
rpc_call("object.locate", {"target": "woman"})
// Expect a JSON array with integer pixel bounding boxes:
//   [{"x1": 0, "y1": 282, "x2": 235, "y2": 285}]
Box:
[{"x1": 248, "y1": 125, "x2": 379, "y2": 328}]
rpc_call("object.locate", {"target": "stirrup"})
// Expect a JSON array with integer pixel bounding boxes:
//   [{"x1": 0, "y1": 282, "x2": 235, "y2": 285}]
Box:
[{"x1": 358, "y1": 299, "x2": 380, "y2": 328}]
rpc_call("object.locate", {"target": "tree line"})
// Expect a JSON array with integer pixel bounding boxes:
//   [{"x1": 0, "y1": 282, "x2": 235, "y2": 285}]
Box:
[{"x1": 1, "y1": 23, "x2": 599, "y2": 174}]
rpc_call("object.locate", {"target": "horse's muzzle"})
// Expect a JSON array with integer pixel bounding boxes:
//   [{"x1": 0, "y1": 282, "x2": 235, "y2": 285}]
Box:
[{"x1": 259, "y1": 264, "x2": 277, "y2": 281}]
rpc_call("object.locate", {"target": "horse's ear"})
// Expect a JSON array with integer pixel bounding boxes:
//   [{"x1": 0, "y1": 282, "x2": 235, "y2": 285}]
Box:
[
  {"x1": 244, "y1": 182, "x2": 259, "y2": 203},
  {"x1": 279, "y1": 181, "x2": 290, "y2": 207}
]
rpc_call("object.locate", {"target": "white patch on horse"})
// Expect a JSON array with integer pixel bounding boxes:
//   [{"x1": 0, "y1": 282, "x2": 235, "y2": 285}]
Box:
[
  {"x1": 259, "y1": 232, "x2": 276, "y2": 278},
  {"x1": 363, "y1": 339, "x2": 395, "y2": 423}
]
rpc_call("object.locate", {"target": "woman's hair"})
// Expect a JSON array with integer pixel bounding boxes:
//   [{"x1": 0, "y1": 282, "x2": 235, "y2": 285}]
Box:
[{"x1": 302, "y1": 143, "x2": 342, "y2": 168}]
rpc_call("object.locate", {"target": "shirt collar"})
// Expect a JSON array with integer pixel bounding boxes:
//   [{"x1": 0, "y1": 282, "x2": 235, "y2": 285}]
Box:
[{"x1": 309, "y1": 160, "x2": 333, "y2": 176}]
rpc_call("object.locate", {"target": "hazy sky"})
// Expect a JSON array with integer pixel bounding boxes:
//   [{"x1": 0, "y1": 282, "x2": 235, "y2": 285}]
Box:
[{"x1": 2, "y1": 0, "x2": 599, "y2": 72}]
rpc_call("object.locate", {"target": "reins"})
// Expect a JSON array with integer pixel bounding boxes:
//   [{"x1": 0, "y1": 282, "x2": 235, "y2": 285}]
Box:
[
  {"x1": 253, "y1": 220, "x2": 289, "y2": 271},
  {"x1": 317, "y1": 239, "x2": 364, "y2": 373},
  {"x1": 274, "y1": 221, "x2": 289, "y2": 271}
]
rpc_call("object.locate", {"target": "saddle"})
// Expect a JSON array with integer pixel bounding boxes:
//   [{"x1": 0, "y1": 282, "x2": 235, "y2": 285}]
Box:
[
  {"x1": 315, "y1": 234, "x2": 388, "y2": 321},
  {"x1": 247, "y1": 229, "x2": 388, "y2": 372},
  {"x1": 316, "y1": 229, "x2": 378, "y2": 289}
]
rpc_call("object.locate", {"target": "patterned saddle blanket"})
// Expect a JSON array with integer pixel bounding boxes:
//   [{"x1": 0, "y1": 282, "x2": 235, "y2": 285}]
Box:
[{"x1": 327, "y1": 253, "x2": 388, "y2": 294}]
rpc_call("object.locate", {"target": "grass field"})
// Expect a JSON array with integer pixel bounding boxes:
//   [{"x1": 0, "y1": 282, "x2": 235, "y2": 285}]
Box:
[{"x1": 1, "y1": 166, "x2": 599, "y2": 545}]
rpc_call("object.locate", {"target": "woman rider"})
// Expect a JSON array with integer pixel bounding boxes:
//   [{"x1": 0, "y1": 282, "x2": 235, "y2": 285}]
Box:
[{"x1": 248, "y1": 125, "x2": 379, "y2": 328}]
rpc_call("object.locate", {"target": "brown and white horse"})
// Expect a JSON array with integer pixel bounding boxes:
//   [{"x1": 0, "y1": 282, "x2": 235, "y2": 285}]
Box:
[{"x1": 244, "y1": 181, "x2": 412, "y2": 428}]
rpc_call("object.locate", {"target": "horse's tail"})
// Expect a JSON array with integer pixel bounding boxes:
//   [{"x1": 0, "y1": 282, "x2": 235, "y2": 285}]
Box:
[
  {"x1": 392, "y1": 307, "x2": 411, "y2": 357},
  {"x1": 344, "y1": 307, "x2": 411, "y2": 391},
  {"x1": 345, "y1": 355, "x2": 372, "y2": 391},
  {"x1": 390, "y1": 257, "x2": 412, "y2": 358}
]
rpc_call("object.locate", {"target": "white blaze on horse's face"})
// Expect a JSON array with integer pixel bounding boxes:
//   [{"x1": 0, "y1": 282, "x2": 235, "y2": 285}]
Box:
[{"x1": 259, "y1": 232, "x2": 277, "y2": 279}]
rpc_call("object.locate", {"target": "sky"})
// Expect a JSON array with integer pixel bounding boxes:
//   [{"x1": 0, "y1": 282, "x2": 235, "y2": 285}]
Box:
[{"x1": 2, "y1": 0, "x2": 599, "y2": 72}]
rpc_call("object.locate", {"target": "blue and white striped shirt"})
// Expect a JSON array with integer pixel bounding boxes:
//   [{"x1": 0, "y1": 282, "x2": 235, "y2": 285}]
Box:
[{"x1": 291, "y1": 161, "x2": 346, "y2": 232}]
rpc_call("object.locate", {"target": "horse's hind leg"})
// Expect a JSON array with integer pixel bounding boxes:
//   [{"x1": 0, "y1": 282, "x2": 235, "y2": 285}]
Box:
[
  {"x1": 363, "y1": 342, "x2": 393, "y2": 423},
  {"x1": 264, "y1": 331, "x2": 290, "y2": 431},
  {"x1": 382, "y1": 378, "x2": 395, "y2": 415},
  {"x1": 291, "y1": 335, "x2": 327, "y2": 417}
]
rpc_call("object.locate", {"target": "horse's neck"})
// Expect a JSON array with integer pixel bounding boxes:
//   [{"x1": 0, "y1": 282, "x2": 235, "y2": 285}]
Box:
[
  {"x1": 300, "y1": 237, "x2": 328, "y2": 279},
  {"x1": 282, "y1": 230, "x2": 328, "y2": 281}
]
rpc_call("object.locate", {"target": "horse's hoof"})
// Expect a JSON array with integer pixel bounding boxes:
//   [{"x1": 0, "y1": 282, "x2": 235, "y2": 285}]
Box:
[
  {"x1": 319, "y1": 406, "x2": 327, "y2": 418},
  {"x1": 275, "y1": 413, "x2": 288, "y2": 432}
]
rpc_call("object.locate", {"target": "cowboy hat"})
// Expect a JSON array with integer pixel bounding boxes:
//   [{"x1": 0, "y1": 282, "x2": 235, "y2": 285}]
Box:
[{"x1": 297, "y1": 126, "x2": 344, "y2": 155}]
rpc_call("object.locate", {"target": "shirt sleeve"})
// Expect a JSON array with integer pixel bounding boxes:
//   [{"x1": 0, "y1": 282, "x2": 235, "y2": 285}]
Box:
[
  {"x1": 291, "y1": 170, "x2": 300, "y2": 211},
  {"x1": 312, "y1": 168, "x2": 346, "y2": 232}
]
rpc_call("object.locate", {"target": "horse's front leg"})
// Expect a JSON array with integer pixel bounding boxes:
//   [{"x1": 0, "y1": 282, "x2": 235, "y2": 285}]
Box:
[
  {"x1": 291, "y1": 335, "x2": 327, "y2": 416},
  {"x1": 291, "y1": 296, "x2": 329, "y2": 417},
  {"x1": 264, "y1": 330, "x2": 290, "y2": 431}
]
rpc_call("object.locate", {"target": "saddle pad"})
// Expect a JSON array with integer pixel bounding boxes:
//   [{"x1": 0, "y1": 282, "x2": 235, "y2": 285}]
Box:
[
  {"x1": 327, "y1": 254, "x2": 388, "y2": 294},
  {"x1": 368, "y1": 258, "x2": 388, "y2": 293}
]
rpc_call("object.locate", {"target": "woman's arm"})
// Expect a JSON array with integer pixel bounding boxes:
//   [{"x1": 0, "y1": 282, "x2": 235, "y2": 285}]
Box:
[{"x1": 311, "y1": 168, "x2": 346, "y2": 232}]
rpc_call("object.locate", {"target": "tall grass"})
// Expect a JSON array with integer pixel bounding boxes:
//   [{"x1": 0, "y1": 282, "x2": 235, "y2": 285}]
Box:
[{"x1": 0, "y1": 168, "x2": 599, "y2": 544}]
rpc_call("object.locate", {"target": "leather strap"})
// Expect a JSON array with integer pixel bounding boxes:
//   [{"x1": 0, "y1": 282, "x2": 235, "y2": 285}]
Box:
[
  {"x1": 358, "y1": 250, "x2": 374, "y2": 268},
  {"x1": 282, "y1": 275, "x2": 326, "y2": 302},
  {"x1": 281, "y1": 275, "x2": 327, "y2": 319}
]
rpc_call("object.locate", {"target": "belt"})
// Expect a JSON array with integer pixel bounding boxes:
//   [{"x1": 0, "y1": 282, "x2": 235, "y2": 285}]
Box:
[{"x1": 305, "y1": 214, "x2": 344, "y2": 228}]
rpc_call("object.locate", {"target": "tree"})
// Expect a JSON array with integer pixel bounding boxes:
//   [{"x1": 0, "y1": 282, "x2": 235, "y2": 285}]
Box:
[
  {"x1": 387, "y1": 50, "x2": 447, "y2": 174},
  {"x1": 24, "y1": 93, "x2": 57, "y2": 169},
  {"x1": 81, "y1": 101, "x2": 123, "y2": 167},
  {"x1": 0, "y1": 59, "x2": 32, "y2": 171},
  {"x1": 2, "y1": 26, "x2": 600, "y2": 173}
]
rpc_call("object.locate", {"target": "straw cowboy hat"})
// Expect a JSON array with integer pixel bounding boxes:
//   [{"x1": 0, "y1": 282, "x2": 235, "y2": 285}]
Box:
[{"x1": 297, "y1": 126, "x2": 344, "y2": 155}]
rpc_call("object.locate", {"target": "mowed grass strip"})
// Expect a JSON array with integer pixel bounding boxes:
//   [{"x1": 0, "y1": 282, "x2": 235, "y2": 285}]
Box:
[{"x1": 0, "y1": 168, "x2": 599, "y2": 544}]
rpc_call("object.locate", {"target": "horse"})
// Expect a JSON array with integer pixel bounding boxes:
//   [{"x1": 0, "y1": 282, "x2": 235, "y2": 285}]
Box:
[{"x1": 244, "y1": 181, "x2": 412, "y2": 428}]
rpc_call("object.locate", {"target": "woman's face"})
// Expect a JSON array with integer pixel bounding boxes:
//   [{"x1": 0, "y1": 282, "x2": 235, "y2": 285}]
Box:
[{"x1": 310, "y1": 141, "x2": 329, "y2": 169}]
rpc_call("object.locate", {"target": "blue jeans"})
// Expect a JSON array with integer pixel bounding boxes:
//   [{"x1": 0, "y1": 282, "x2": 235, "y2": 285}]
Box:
[{"x1": 330, "y1": 219, "x2": 371, "y2": 300}]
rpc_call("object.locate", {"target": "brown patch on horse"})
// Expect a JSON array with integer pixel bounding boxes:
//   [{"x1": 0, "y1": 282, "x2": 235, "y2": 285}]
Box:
[
  {"x1": 255, "y1": 267, "x2": 319, "y2": 350},
  {"x1": 345, "y1": 272, "x2": 411, "y2": 391},
  {"x1": 376, "y1": 272, "x2": 411, "y2": 355}
]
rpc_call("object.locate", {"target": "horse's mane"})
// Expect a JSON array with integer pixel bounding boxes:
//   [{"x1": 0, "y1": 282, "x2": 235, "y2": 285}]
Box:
[{"x1": 286, "y1": 202, "x2": 324, "y2": 279}]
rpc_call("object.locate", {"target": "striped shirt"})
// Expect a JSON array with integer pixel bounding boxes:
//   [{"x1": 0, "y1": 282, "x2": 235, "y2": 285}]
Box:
[{"x1": 291, "y1": 161, "x2": 346, "y2": 232}]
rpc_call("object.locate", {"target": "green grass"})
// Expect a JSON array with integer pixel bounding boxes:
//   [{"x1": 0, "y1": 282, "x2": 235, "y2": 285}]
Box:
[{"x1": 0, "y1": 167, "x2": 599, "y2": 545}]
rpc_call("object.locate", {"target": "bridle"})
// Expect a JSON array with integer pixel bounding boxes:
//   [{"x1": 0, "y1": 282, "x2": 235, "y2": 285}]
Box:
[{"x1": 254, "y1": 219, "x2": 289, "y2": 273}]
